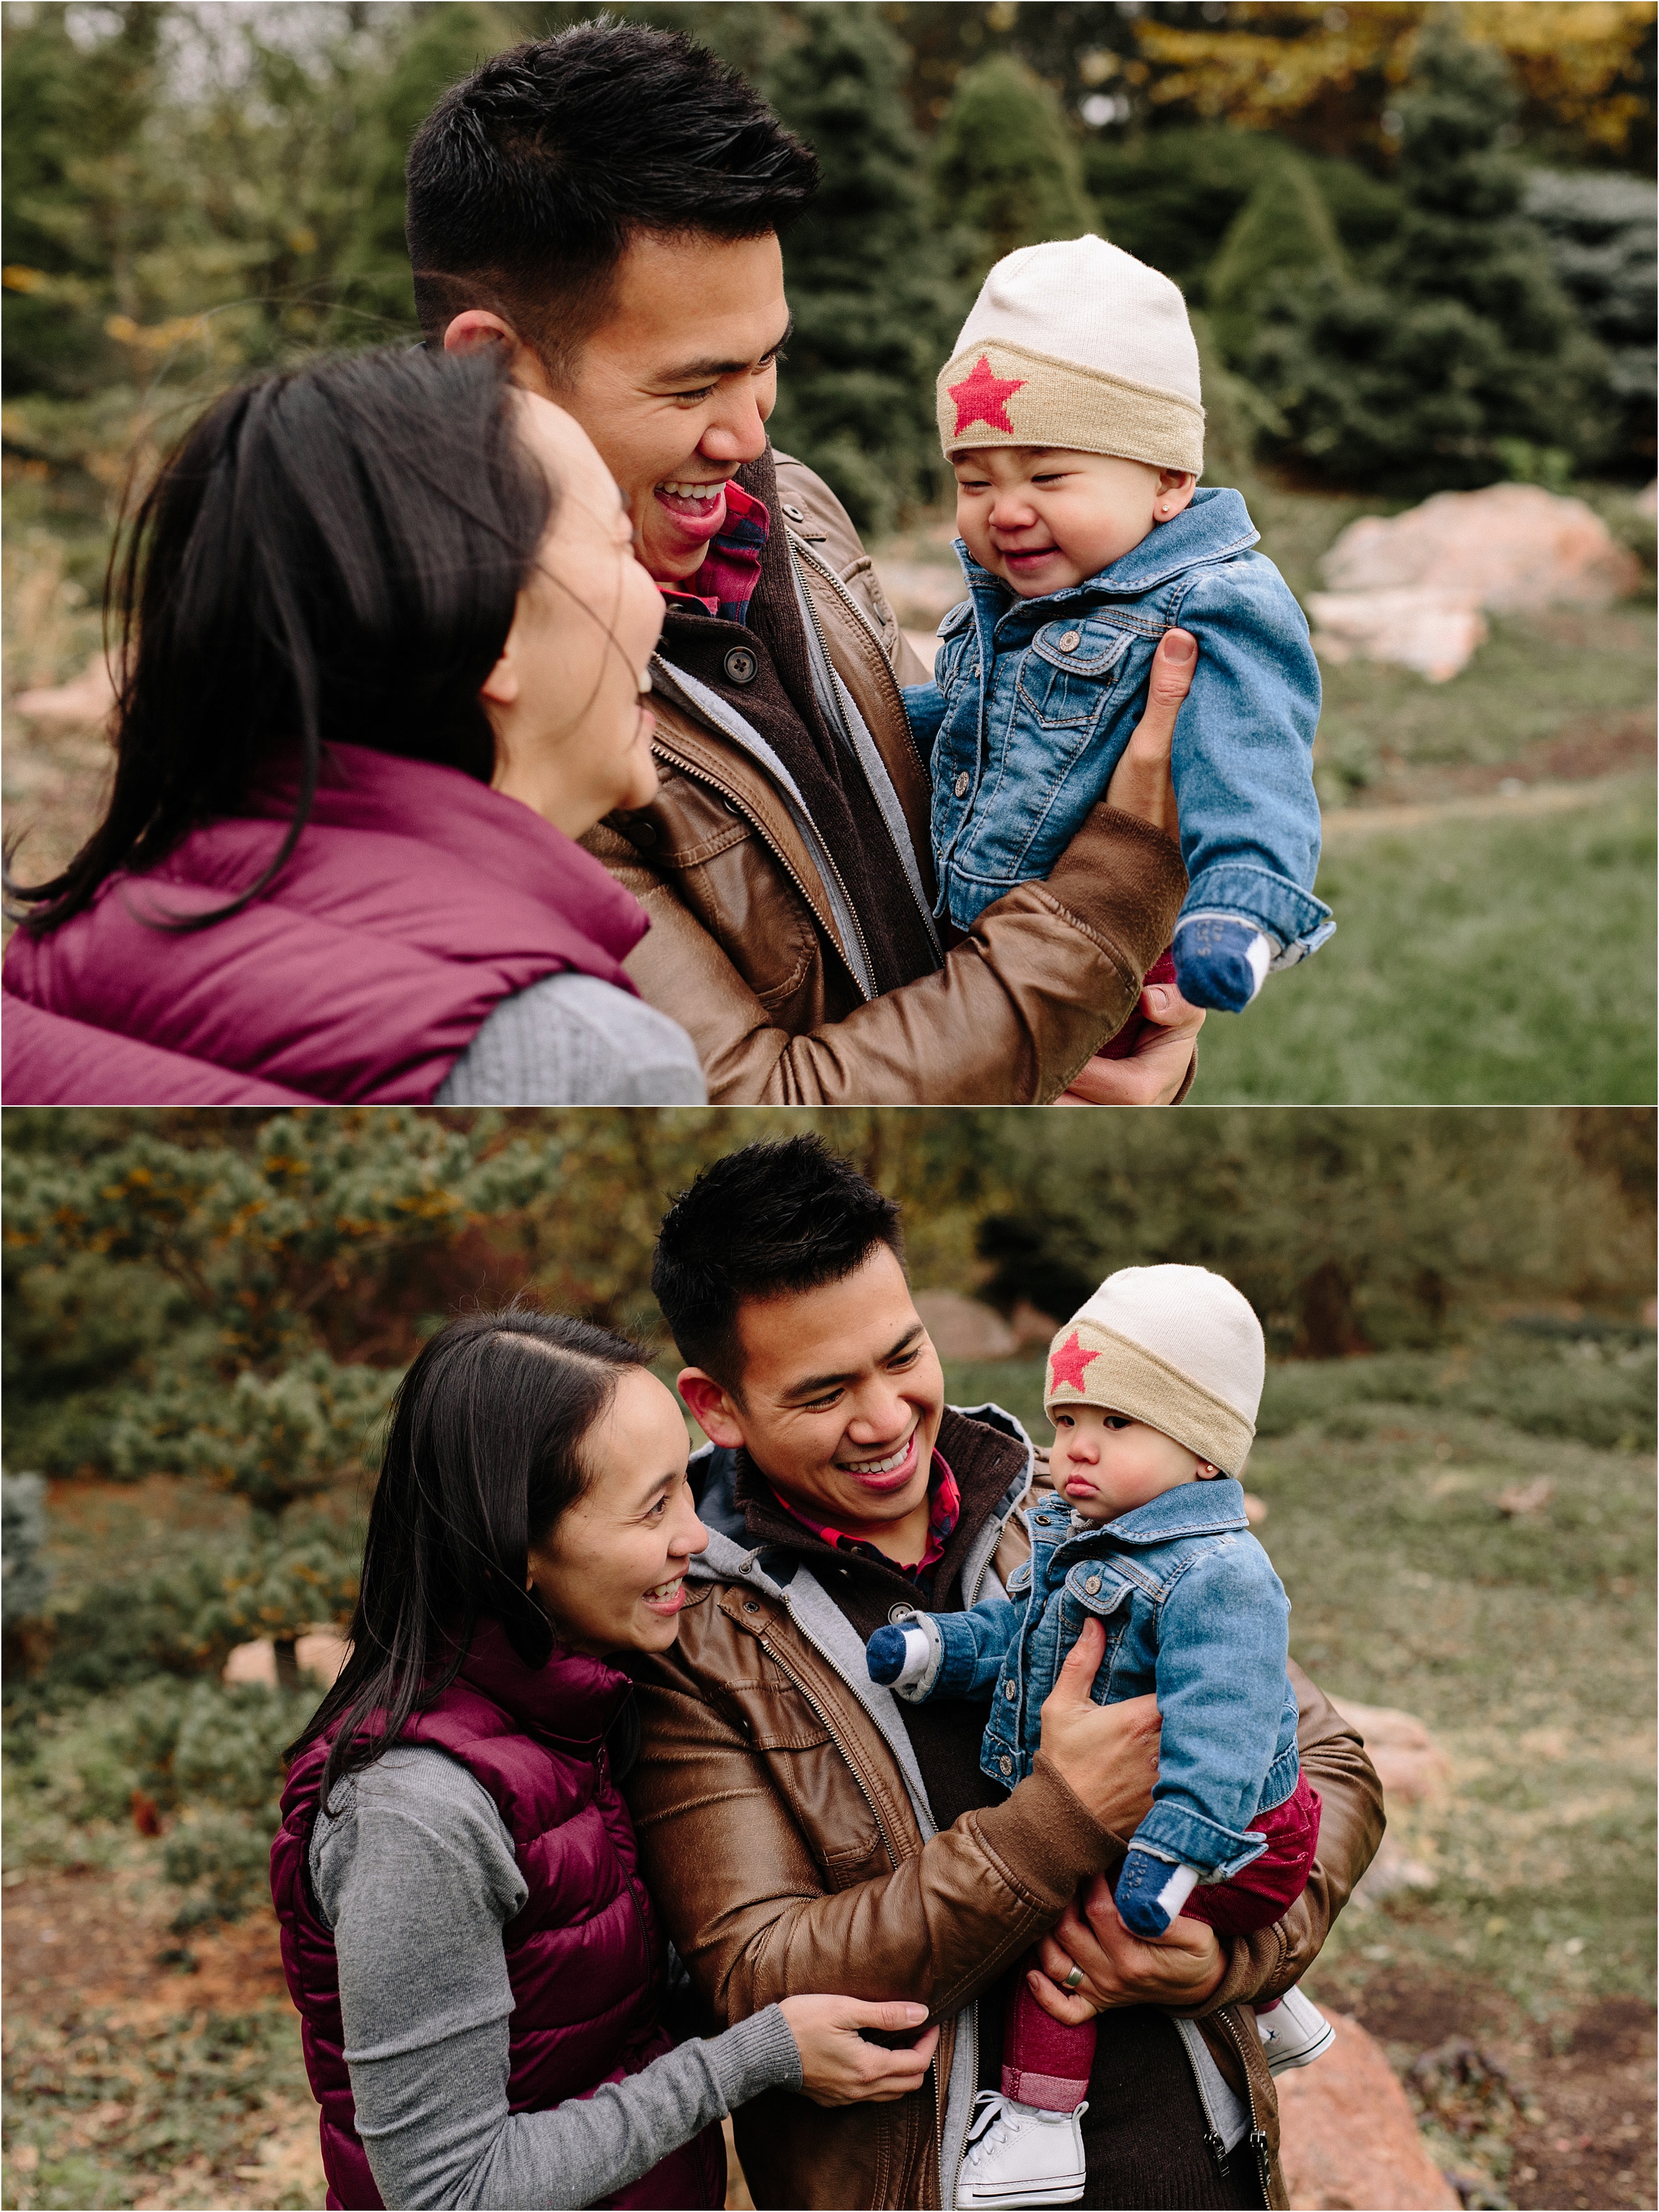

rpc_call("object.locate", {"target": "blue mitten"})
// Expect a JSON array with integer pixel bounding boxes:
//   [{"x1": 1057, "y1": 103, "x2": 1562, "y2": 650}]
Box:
[
  {"x1": 1173, "y1": 915, "x2": 1272, "y2": 1014},
  {"x1": 865, "y1": 1625, "x2": 912, "y2": 1684},
  {"x1": 1113, "y1": 1847, "x2": 1200, "y2": 1937}
]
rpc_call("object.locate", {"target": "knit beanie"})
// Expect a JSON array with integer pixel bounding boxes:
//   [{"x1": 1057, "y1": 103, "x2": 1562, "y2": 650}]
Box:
[
  {"x1": 1043, "y1": 1265, "x2": 1263, "y2": 1476},
  {"x1": 937, "y1": 235, "x2": 1204, "y2": 476}
]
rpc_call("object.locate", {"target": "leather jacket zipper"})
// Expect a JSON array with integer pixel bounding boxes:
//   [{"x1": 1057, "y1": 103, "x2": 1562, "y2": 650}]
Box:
[
  {"x1": 756, "y1": 1626, "x2": 954, "y2": 2206},
  {"x1": 647, "y1": 725, "x2": 871, "y2": 1001},
  {"x1": 788, "y1": 531, "x2": 936, "y2": 798},
  {"x1": 1212, "y1": 2007, "x2": 1274, "y2": 2206}
]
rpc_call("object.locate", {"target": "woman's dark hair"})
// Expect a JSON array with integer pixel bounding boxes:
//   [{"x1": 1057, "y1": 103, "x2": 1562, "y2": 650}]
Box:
[
  {"x1": 291, "y1": 1306, "x2": 650, "y2": 1803},
  {"x1": 7, "y1": 344, "x2": 552, "y2": 933},
  {"x1": 407, "y1": 21, "x2": 818, "y2": 384}
]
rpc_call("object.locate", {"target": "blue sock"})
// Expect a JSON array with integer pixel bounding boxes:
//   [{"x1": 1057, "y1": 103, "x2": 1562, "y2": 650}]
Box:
[
  {"x1": 1114, "y1": 1847, "x2": 1198, "y2": 1937},
  {"x1": 1173, "y1": 916, "x2": 1272, "y2": 1014},
  {"x1": 866, "y1": 1626, "x2": 910, "y2": 1684}
]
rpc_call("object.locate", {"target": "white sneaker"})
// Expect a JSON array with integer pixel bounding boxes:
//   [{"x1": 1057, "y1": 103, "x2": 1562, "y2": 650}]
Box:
[
  {"x1": 955, "y1": 2090, "x2": 1088, "y2": 2207},
  {"x1": 1255, "y1": 1986, "x2": 1336, "y2": 2075}
]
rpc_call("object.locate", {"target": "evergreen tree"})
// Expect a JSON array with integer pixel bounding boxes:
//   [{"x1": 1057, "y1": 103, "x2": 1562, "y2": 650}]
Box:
[
  {"x1": 1205, "y1": 155, "x2": 1346, "y2": 367},
  {"x1": 1525, "y1": 169, "x2": 1656, "y2": 478},
  {"x1": 930, "y1": 54, "x2": 1096, "y2": 282},
  {"x1": 760, "y1": 3, "x2": 962, "y2": 531},
  {"x1": 1247, "y1": 24, "x2": 1605, "y2": 492}
]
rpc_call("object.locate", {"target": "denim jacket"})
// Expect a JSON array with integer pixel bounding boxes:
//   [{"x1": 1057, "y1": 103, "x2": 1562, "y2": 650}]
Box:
[
  {"x1": 895, "y1": 1476, "x2": 1299, "y2": 1880},
  {"x1": 904, "y1": 487, "x2": 1333, "y2": 961}
]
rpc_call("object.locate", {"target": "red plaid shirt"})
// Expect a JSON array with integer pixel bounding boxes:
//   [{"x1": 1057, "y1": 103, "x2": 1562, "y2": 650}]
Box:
[{"x1": 768, "y1": 1448, "x2": 961, "y2": 1589}]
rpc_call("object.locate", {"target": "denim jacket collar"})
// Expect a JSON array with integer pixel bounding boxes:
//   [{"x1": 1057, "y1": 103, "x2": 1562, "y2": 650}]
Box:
[
  {"x1": 955, "y1": 486, "x2": 1260, "y2": 620},
  {"x1": 1073, "y1": 1474, "x2": 1252, "y2": 1549}
]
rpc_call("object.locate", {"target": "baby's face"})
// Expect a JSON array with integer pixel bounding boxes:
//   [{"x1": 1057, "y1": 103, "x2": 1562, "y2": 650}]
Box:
[
  {"x1": 1050, "y1": 1403, "x2": 1206, "y2": 1520},
  {"x1": 951, "y1": 447, "x2": 1195, "y2": 597}
]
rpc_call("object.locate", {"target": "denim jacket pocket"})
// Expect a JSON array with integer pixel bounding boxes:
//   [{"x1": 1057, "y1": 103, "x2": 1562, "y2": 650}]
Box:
[
  {"x1": 1015, "y1": 622, "x2": 1135, "y2": 731},
  {"x1": 1064, "y1": 1562, "x2": 1134, "y2": 1617}
]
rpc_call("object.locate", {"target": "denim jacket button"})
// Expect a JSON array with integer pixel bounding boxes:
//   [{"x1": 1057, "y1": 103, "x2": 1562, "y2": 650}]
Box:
[
  {"x1": 999, "y1": 1754, "x2": 1014, "y2": 1775},
  {"x1": 1003, "y1": 1681, "x2": 1017, "y2": 1701},
  {"x1": 1084, "y1": 1574, "x2": 1102, "y2": 1594},
  {"x1": 1058, "y1": 630, "x2": 1082, "y2": 652},
  {"x1": 954, "y1": 772, "x2": 970, "y2": 798}
]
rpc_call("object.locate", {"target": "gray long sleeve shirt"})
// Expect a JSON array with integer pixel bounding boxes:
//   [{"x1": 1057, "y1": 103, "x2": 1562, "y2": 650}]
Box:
[
  {"x1": 433, "y1": 973, "x2": 706, "y2": 1105},
  {"x1": 309, "y1": 1746, "x2": 800, "y2": 2210}
]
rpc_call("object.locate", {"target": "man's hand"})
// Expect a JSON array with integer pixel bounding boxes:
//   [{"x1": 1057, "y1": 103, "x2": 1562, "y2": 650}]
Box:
[
  {"x1": 1028, "y1": 1875, "x2": 1226, "y2": 2022},
  {"x1": 1102, "y1": 628, "x2": 1195, "y2": 839},
  {"x1": 778, "y1": 1996, "x2": 940, "y2": 2107},
  {"x1": 1037, "y1": 1618, "x2": 1161, "y2": 1832},
  {"x1": 1056, "y1": 979, "x2": 1204, "y2": 1105}
]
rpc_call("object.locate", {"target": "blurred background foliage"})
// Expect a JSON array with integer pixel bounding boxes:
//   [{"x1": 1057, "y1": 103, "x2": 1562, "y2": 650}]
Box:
[
  {"x1": 2, "y1": 1105, "x2": 1652, "y2": 1936},
  {"x1": 1, "y1": 0, "x2": 1653, "y2": 539}
]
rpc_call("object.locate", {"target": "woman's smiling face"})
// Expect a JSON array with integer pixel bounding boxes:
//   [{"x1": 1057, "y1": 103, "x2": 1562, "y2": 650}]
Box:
[{"x1": 526, "y1": 1367, "x2": 708, "y2": 1657}]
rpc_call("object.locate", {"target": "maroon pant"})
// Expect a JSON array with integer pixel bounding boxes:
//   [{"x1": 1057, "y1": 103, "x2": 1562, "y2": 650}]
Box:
[{"x1": 1002, "y1": 1775, "x2": 1322, "y2": 2111}]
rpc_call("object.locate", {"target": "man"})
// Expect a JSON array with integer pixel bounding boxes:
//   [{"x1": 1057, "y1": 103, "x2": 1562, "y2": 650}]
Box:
[
  {"x1": 405, "y1": 21, "x2": 1204, "y2": 1104},
  {"x1": 630, "y1": 1137, "x2": 1384, "y2": 2211}
]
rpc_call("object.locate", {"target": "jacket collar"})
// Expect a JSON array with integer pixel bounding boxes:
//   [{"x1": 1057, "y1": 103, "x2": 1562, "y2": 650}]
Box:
[
  {"x1": 453, "y1": 1612, "x2": 633, "y2": 1746},
  {"x1": 246, "y1": 740, "x2": 649, "y2": 983},
  {"x1": 1087, "y1": 1474, "x2": 1251, "y2": 1547},
  {"x1": 956, "y1": 485, "x2": 1260, "y2": 614}
]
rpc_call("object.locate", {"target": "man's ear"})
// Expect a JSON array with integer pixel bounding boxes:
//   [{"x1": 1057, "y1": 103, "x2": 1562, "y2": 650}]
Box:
[
  {"x1": 443, "y1": 309, "x2": 555, "y2": 399},
  {"x1": 678, "y1": 1369, "x2": 745, "y2": 1450}
]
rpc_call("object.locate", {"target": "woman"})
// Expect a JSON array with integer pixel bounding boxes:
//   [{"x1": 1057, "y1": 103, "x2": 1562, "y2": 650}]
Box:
[
  {"x1": 3, "y1": 348, "x2": 704, "y2": 1104},
  {"x1": 273, "y1": 1308, "x2": 937, "y2": 2211}
]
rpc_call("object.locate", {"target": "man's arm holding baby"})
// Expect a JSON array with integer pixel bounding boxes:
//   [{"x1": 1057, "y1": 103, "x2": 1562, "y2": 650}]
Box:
[
  {"x1": 626, "y1": 1612, "x2": 1159, "y2": 2030},
  {"x1": 1028, "y1": 1661, "x2": 1384, "y2": 2022}
]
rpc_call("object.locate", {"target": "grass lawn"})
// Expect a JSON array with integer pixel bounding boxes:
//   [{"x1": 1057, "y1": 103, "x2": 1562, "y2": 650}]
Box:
[{"x1": 1188, "y1": 776, "x2": 1657, "y2": 1103}]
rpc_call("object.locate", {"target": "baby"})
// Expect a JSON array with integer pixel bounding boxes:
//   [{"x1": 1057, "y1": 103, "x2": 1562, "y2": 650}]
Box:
[
  {"x1": 904, "y1": 235, "x2": 1333, "y2": 1018},
  {"x1": 866, "y1": 1265, "x2": 1333, "y2": 2210}
]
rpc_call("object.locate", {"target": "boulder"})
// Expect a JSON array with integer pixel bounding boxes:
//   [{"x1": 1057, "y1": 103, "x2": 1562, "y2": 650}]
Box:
[
  {"x1": 1329, "y1": 1698, "x2": 1451, "y2": 1805},
  {"x1": 1321, "y1": 485, "x2": 1642, "y2": 613},
  {"x1": 223, "y1": 1627, "x2": 349, "y2": 1688},
  {"x1": 912, "y1": 1290, "x2": 1018, "y2": 1361},
  {"x1": 1306, "y1": 589, "x2": 1488, "y2": 685},
  {"x1": 1309, "y1": 483, "x2": 1642, "y2": 683},
  {"x1": 1278, "y1": 2011, "x2": 1461, "y2": 2211}
]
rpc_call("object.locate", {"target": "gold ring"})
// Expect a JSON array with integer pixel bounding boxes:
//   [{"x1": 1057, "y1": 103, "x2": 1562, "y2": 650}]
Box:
[{"x1": 1063, "y1": 1965, "x2": 1085, "y2": 1992}]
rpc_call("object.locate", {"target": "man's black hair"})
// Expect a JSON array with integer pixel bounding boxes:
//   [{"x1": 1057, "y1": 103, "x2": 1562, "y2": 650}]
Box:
[
  {"x1": 652, "y1": 1137, "x2": 904, "y2": 1389},
  {"x1": 405, "y1": 17, "x2": 819, "y2": 383}
]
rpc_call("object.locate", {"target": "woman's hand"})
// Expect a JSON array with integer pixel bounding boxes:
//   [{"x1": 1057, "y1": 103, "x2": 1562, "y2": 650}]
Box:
[
  {"x1": 1028, "y1": 1874, "x2": 1226, "y2": 2022},
  {"x1": 778, "y1": 1996, "x2": 940, "y2": 2107},
  {"x1": 1036, "y1": 1618, "x2": 1161, "y2": 1833},
  {"x1": 1056, "y1": 981, "x2": 1204, "y2": 1106},
  {"x1": 1102, "y1": 628, "x2": 1195, "y2": 839}
]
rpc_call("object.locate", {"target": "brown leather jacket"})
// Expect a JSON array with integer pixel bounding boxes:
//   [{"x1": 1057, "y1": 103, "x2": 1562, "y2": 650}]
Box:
[
  {"x1": 627, "y1": 1413, "x2": 1384, "y2": 2211},
  {"x1": 581, "y1": 455, "x2": 1189, "y2": 1102}
]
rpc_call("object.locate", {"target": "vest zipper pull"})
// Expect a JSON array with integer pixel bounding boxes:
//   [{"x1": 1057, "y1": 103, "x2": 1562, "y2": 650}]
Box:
[{"x1": 1204, "y1": 2128, "x2": 1229, "y2": 2179}]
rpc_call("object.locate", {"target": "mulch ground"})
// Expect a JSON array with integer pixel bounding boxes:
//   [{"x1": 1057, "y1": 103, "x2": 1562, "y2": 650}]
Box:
[{"x1": 1349, "y1": 1967, "x2": 1658, "y2": 2211}]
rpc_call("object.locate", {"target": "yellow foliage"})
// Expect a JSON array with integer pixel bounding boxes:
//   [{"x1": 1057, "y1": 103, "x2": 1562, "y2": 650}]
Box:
[{"x1": 1133, "y1": 0, "x2": 1655, "y2": 157}]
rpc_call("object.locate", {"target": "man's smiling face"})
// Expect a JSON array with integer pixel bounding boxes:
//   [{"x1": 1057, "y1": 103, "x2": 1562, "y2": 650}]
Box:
[
  {"x1": 683, "y1": 1243, "x2": 945, "y2": 1543},
  {"x1": 551, "y1": 228, "x2": 791, "y2": 585}
]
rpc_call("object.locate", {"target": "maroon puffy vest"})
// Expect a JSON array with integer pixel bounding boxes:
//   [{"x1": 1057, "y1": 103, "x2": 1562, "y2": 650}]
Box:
[
  {"x1": 269, "y1": 1618, "x2": 723, "y2": 2211},
  {"x1": 2, "y1": 740, "x2": 651, "y2": 1105}
]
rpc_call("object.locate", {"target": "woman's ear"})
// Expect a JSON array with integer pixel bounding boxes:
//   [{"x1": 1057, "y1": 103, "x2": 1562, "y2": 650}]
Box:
[
  {"x1": 479, "y1": 632, "x2": 520, "y2": 709},
  {"x1": 678, "y1": 1369, "x2": 745, "y2": 1450}
]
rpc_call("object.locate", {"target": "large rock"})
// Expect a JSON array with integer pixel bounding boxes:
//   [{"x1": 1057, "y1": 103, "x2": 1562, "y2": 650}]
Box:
[
  {"x1": 1277, "y1": 2011, "x2": 1461, "y2": 2211},
  {"x1": 1329, "y1": 1698, "x2": 1451, "y2": 1805},
  {"x1": 912, "y1": 1290, "x2": 1019, "y2": 1361},
  {"x1": 1321, "y1": 485, "x2": 1642, "y2": 613},
  {"x1": 1309, "y1": 483, "x2": 1642, "y2": 683}
]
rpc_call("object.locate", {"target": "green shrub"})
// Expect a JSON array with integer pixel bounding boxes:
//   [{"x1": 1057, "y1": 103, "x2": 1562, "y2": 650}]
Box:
[
  {"x1": 931, "y1": 54, "x2": 1095, "y2": 278},
  {"x1": 1206, "y1": 154, "x2": 1346, "y2": 364},
  {"x1": 1525, "y1": 169, "x2": 1657, "y2": 478},
  {"x1": 1249, "y1": 26, "x2": 1604, "y2": 492}
]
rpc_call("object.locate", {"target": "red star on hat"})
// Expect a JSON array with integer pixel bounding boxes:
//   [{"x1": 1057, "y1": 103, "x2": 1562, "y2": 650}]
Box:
[
  {"x1": 1048, "y1": 1330, "x2": 1100, "y2": 1394},
  {"x1": 948, "y1": 354, "x2": 1026, "y2": 438}
]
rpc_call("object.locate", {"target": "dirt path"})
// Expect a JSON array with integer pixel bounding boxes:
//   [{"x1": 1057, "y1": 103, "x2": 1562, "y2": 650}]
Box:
[{"x1": 1323, "y1": 766, "x2": 1654, "y2": 839}]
